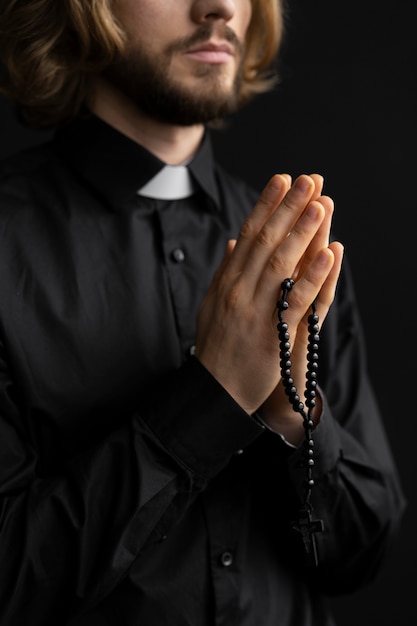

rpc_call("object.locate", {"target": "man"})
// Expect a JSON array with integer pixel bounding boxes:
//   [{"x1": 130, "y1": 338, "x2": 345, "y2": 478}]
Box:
[{"x1": 0, "y1": 1, "x2": 406, "y2": 624}]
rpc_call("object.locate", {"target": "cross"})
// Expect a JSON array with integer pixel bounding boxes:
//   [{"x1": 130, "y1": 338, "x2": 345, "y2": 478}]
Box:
[{"x1": 292, "y1": 507, "x2": 324, "y2": 567}]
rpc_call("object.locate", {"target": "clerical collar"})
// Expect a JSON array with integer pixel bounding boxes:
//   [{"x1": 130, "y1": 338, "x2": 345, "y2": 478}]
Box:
[
  {"x1": 137, "y1": 163, "x2": 197, "y2": 200},
  {"x1": 54, "y1": 114, "x2": 221, "y2": 210}
]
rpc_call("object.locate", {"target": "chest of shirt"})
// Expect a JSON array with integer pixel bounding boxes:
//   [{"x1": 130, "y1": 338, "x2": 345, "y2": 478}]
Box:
[{"x1": 0, "y1": 189, "x2": 239, "y2": 461}]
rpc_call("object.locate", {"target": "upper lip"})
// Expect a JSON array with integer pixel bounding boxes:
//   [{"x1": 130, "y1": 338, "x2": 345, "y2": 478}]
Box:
[{"x1": 185, "y1": 41, "x2": 234, "y2": 55}]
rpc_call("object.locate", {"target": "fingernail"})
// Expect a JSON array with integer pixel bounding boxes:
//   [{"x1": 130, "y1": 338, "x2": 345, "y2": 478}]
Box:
[
  {"x1": 317, "y1": 249, "x2": 330, "y2": 264},
  {"x1": 305, "y1": 203, "x2": 319, "y2": 219},
  {"x1": 294, "y1": 176, "x2": 311, "y2": 193}
]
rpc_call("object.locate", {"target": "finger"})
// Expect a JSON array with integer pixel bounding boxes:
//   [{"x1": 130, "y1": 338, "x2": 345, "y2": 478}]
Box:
[
  {"x1": 240, "y1": 173, "x2": 291, "y2": 236},
  {"x1": 314, "y1": 241, "x2": 344, "y2": 322},
  {"x1": 254, "y1": 199, "x2": 326, "y2": 303},
  {"x1": 309, "y1": 173, "x2": 324, "y2": 200},
  {"x1": 281, "y1": 173, "x2": 293, "y2": 188},
  {"x1": 294, "y1": 195, "x2": 334, "y2": 279},
  {"x1": 289, "y1": 241, "x2": 344, "y2": 331},
  {"x1": 284, "y1": 246, "x2": 337, "y2": 327},
  {"x1": 228, "y1": 175, "x2": 317, "y2": 287},
  {"x1": 228, "y1": 174, "x2": 312, "y2": 275}
]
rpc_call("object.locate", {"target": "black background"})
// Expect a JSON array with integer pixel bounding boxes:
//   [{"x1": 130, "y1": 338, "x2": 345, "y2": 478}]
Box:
[{"x1": 0, "y1": 1, "x2": 415, "y2": 624}]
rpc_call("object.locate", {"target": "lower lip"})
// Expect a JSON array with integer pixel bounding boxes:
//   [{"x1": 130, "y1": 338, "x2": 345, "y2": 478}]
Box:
[{"x1": 185, "y1": 50, "x2": 233, "y2": 64}]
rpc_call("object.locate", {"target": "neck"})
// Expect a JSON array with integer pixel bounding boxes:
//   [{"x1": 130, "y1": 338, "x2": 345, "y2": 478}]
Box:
[{"x1": 89, "y1": 77, "x2": 205, "y2": 165}]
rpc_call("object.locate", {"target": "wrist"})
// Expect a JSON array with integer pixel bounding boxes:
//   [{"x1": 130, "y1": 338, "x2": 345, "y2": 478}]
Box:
[{"x1": 259, "y1": 389, "x2": 323, "y2": 446}]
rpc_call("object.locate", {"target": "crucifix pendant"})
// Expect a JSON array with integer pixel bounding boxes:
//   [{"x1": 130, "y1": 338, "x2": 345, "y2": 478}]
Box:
[{"x1": 292, "y1": 506, "x2": 324, "y2": 567}]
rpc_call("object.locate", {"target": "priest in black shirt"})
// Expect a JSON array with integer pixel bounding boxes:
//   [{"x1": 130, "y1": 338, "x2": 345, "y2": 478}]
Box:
[{"x1": 0, "y1": 1, "x2": 406, "y2": 625}]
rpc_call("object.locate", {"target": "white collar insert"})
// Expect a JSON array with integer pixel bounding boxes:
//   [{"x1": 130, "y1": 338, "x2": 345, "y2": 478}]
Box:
[{"x1": 137, "y1": 164, "x2": 196, "y2": 200}]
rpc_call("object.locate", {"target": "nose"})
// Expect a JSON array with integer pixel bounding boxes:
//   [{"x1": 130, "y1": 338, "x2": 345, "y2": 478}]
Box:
[{"x1": 190, "y1": 0, "x2": 236, "y2": 24}]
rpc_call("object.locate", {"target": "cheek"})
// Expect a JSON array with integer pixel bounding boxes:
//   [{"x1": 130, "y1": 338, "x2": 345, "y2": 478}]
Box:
[
  {"x1": 236, "y1": 0, "x2": 253, "y2": 39},
  {"x1": 114, "y1": 1, "x2": 164, "y2": 39}
]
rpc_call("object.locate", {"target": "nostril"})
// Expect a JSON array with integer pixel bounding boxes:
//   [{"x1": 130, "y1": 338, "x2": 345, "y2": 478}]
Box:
[{"x1": 191, "y1": 0, "x2": 235, "y2": 24}]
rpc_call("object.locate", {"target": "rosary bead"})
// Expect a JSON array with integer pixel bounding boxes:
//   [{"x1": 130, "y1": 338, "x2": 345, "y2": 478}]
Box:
[
  {"x1": 281, "y1": 278, "x2": 294, "y2": 291},
  {"x1": 293, "y1": 401, "x2": 304, "y2": 412},
  {"x1": 277, "y1": 325, "x2": 289, "y2": 336},
  {"x1": 277, "y1": 284, "x2": 324, "y2": 557}
]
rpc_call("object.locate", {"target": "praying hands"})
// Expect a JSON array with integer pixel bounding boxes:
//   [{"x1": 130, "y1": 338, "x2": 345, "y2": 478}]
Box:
[{"x1": 195, "y1": 173, "x2": 344, "y2": 440}]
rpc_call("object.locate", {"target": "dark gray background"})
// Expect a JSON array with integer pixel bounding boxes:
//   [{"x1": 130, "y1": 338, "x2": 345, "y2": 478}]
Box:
[{"x1": 1, "y1": 1, "x2": 415, "y2": 624}]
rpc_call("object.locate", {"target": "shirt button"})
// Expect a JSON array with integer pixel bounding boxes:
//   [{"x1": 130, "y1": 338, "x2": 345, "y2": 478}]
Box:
[
  {"x1": 171, "y1": 248, "x2": 185, "y2": 263},
  {"x1": 188, "y1": 344, "x2": 196, "y2": 357},
  {"x1": 219, "y1": 551, "x2": 233, "y2": 567}
]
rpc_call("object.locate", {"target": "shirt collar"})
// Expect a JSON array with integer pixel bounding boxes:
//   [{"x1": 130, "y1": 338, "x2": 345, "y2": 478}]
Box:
[{"x1": 54, "y1": 113, "x2": 221, "y2": 211}]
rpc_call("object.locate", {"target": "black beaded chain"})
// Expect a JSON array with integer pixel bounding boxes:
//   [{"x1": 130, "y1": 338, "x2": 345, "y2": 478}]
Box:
[{"x1": 277, "y1": 278, "x2": 324, "y2": 567}]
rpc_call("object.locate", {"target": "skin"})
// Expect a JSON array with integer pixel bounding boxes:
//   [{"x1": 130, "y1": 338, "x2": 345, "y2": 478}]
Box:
[
  {"x1": 92, "y1": 0, "x2": 252, "y2": 163},
  {"x1": 197, "y1": 174, "x2": 343, "y2": 443},
  {"x1": 90, "y1": 0, "x2": 344, "y2": 444}
]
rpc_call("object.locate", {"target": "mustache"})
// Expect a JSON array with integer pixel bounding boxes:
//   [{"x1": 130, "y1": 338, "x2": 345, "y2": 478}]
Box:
[{"x1": 166, "y1": 25, "x2": 244, "y2": 56}]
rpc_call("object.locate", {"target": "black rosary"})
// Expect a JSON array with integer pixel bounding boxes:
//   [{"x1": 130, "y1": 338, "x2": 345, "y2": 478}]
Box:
[{"x1": 277, "y1": 278, "x2": 324, "y2": 567}]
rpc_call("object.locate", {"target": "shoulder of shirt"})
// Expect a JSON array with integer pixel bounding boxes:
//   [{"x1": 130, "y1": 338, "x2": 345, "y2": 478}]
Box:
[
  {"x1": 0, "y1": 139, "x2": 57, "y2": 193},
  {"x1": 0, "y1": 140, "x2": 54, "y2": 180},
  {"x1": 0, "y1": 140, "x2": 58, "y2": 218}
]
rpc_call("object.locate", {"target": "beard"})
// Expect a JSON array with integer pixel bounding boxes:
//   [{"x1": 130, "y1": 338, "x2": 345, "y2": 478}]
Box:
[{"x1": 104, "y1": 25, "x2": 245, "y2": 126}]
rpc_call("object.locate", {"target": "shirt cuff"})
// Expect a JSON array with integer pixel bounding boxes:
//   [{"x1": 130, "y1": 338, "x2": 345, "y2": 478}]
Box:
[{"x1": 139, "y1": 357, "x2": 265, "y2": 479}]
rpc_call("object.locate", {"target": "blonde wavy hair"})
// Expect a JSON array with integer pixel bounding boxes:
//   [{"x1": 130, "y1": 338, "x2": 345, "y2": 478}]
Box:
[{"x1": 0, "y1": 0, "x2": 284, "y2": 129}]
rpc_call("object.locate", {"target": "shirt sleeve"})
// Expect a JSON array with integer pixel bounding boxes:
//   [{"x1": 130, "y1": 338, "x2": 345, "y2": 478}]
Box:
[
  {"x1": 278, "y1": 258, "x2": 406, "y2": 592},
  {"x1": 0, "y1": 350, "x2": 264, "y2": 622}
]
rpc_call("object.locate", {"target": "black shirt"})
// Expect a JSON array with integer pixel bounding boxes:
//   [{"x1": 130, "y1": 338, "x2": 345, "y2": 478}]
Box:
[{"x1": 0, "y1": 114, "x2": 406, "y2": 625}]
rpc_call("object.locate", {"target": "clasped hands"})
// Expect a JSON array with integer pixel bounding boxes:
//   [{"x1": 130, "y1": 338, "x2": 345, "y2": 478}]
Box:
[{"x1": 195, "y1": 174, "x2": 344, "y2": 444}]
